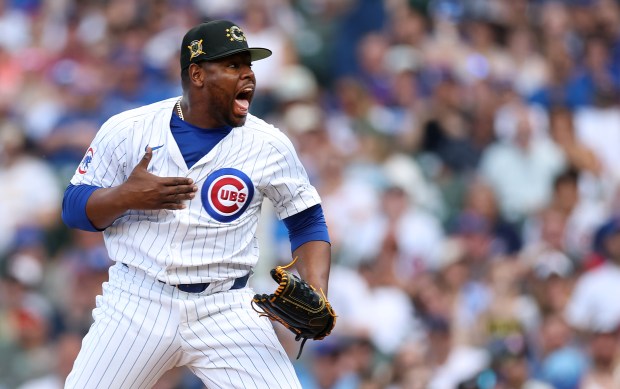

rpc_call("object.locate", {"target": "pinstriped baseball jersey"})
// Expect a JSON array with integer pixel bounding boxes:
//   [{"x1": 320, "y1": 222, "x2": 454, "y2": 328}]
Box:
[{"x1": 70, "y1": 96, "x2": 321, "y2": 286}]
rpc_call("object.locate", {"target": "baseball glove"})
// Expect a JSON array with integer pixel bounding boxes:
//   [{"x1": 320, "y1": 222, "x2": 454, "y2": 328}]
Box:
[{"x1": 252, "y1": 257, "x2": 336, "y2": 359}]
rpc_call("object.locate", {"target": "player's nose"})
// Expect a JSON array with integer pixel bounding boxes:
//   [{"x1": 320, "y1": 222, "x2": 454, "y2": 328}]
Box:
[{"x1": 240, "y1": 64, "x2": 255, "y2": 80}]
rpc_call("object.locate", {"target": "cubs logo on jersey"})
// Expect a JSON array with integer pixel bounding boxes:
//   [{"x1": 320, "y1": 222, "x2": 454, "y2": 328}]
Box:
[
  {"x1": 78, "y1": 147, "x2": 94, "y2": 174},
  {"x1": 202, "y1": 168, "x2": 254, "y2": 222}
]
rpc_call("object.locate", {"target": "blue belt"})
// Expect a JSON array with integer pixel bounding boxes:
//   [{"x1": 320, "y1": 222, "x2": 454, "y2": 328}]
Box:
[
  {"x1": 175, "y1": 273, "x2": 250, "y2": 293},
  {"x1": 121, "y1": 263, "x2": 249, "y2": 293}
]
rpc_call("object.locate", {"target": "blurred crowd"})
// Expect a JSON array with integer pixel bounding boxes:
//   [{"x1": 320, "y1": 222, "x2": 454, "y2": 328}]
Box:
[{"x1": 2, "y1": 0, "x2": 620, "y2": 388}]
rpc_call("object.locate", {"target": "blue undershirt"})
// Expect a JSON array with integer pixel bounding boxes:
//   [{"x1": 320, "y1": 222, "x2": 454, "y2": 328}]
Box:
[
  {"x1": 283, "y1": 204, "x2": 329, "y2": 251},
  {"x1": 62, "y1": 111, "x2": 329, "y2": 249},
  {"x1": 169, "y1": 113, "x2": 232, "y2": 169},
  {"x1": 62, "y1": 184, "x2": 101, "y2": 232}
]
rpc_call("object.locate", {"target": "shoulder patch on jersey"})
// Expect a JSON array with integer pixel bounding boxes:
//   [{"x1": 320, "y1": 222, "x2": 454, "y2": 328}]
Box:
[
  {"x1": 202, "y1": 168, "x2": 254, "y2": 222},
  {"x1": 78, "y1": 147, "x2": 95, "y2": 174}
]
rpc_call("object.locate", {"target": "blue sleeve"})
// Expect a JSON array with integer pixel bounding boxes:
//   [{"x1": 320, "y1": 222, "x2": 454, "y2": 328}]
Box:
[
  {"x1": 61, "y1": 184, "x2": 102, "y2": 232},
  {"x1": 282, "y1": 204, "x2": 330, "y2": 252}
]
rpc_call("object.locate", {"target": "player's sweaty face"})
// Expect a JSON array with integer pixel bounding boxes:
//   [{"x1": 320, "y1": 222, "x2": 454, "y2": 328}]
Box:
[{"x1": 201, "y1": 52, "x2": 256, "y2": 128}]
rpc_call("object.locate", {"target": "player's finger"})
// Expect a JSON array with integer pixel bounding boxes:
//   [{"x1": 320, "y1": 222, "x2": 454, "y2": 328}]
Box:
[
  {"x1": 161, "y1": 185, "x2": 197, "y2": 196},
  {"x1": 137, "y1": 147, "x2": 153, "y2": 169},
  {"x1": 164, "y1": 192, "x2": 195, "y2": 202},
  {"x1": 162, "y1": 177, "x2": 194, "y2": 186}
]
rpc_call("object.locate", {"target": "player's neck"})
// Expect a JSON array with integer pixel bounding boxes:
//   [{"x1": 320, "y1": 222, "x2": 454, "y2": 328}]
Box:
[{"x1": 179, "y1": 97, "x2": 232, "y2": 129}]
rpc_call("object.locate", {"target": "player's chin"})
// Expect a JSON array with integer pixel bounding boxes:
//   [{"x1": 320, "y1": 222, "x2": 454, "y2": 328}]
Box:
[{"x1": 229, "y1": 114, "x2": 247, "y2": 128}]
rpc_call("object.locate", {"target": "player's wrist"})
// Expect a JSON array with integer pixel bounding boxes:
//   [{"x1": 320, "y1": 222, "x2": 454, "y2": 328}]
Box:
[{"x1": 113, "y1": 183, "x2": 138, "y2": 211}]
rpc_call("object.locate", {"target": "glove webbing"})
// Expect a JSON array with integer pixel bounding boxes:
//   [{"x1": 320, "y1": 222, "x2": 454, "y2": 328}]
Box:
[{"x1": 252, "y1": 257, "x2": 318, "y2": 359}]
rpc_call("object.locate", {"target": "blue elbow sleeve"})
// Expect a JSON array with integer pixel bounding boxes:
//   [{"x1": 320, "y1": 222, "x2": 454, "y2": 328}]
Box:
[
  {"x1": 283, "y1": 204, "x2": 330, "y2": 252},
  {"x1": 62, "y1": 184, "x2": 101, "y2": 232}
]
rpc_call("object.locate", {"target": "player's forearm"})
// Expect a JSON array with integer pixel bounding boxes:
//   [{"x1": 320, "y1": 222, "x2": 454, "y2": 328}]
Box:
[
  {"x1": 293, "y1": 240, "x2": 331, "y2": 295},
  {"x1": 85, "y1": 186, "x2": 132, "y2": 230}
]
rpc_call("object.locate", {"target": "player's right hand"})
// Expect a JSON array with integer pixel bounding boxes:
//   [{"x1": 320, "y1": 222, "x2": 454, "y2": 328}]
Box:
[{"x1": 120, "y1": 147, "x2": 198, "y2": 210}]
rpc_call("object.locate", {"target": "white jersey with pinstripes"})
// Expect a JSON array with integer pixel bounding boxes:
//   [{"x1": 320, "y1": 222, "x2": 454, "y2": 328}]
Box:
[{"x1": 70, "y1": 96, "x2": 320, "y2": 285}]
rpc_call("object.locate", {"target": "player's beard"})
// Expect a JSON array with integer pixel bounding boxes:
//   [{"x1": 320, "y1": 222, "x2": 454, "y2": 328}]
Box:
[{"x1": 207, "y1": 83, "x2": 251, "y2": 128}]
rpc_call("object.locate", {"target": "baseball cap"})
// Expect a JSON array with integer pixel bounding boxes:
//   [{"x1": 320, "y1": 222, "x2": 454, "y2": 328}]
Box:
[
  {"x1": 180, "y1": 20, "x2": 272, "y2": 70},
  {"x1": 532, "y1": 250, "x2": 574, "y2": 279}
]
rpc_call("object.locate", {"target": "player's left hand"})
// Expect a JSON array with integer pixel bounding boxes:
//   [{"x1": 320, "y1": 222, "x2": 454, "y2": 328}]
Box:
[{"x1": 252, "y1": 258, "x2": 336, "y2": 359}]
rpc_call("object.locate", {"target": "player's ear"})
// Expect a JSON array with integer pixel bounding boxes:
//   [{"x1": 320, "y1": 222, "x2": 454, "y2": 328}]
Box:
[{"x1": 188, "y1": 62, "x2": 205, "y2": 87}]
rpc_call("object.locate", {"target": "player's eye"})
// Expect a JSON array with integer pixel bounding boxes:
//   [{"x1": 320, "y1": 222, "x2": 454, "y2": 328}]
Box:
[{"x1": 228, "y1": 62, "x2": 251, "y2": 69}]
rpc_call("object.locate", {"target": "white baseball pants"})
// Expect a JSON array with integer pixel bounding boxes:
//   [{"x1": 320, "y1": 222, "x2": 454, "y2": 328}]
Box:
[{"x1": 65, "y1": 263, "x2": 301, "y2": 389}]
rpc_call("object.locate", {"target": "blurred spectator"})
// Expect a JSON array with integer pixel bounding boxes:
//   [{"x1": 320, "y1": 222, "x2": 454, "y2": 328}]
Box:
[
  {"x1": 39, "y1": 61, "x2": 106, "y2": 180},
  {"x1": 0, "y1": 274, "x2": 56, "y2": 388},
  {"x1": 451, "y1": 212, "x2": 497, "y2": 269},
  {"x1": 387, "y1": 337, "x2": 432, "y2": 388},
  {"x1": 371, "y1": 184, "x2": 445, "y2": 277},
  {"x1": 296, "y1": 336, "x2": 361, "y2": 389},
  {"x1": 536, "y1": 313, "x2": 588, "y2": 389},
  {"x1": 456, "y1": 178, "x2": 523, "y2": 256},
  {"x1": 428, "y1": 237, "x2": 490, "y2": 347},
  {"x1": 0, "y1": 45, "x2": 25, "y2": 112},
  {"x1": 327, "y1": 76, "x2": 398, "y2": 164},
  {"x1": 241, "y1": 1, "x2": 296, "y2": 94},
  {"x1": 456, "y1": 17, "x2": 512, "y2": 85},
  {"x1": 573, "y1": 86, "x2": 620, "y2": 201},
  {"x1": 531, "y1": 168, "x2": 606, "y2": 263},
  {"x1": 315, "y1": 149, "x2": 382, "y2": 267},
  {"x1": 521, "y1": 207, "x2": 572, "y2": 274},
  {"x1": 505, "y1": 27, "x2": 548, "y2": 98},
  {"x1": 477, "y1": 260, "x2": 540, "y2": 347},
  {"x1": 578, "y1": 327, "x2": 620, "y2": 389},
  {"x1": 336, "y1": 335, "x2": 380, "y2": 387},
  {"x1": 479, "y1": 102, "x2": 566, "y2": 222},
  {"x1": 352, "y1": 256, "x2": 418, "y2": 355},
  {"x1": 43, "y1": 229, "x2": 112, "y2": 336},
  {"x1": 565, "y1": 216, "x2": 620, "y2": 333},
  {"x1": 494, "y1": 97, "x2": 549, "y2": 143},
  {"x1": 356, "y1": 32, "x2": 393, "y2": 106},
  {"x1": 100, "y1": 53, "x2": 153, "y2": 117},
  {"x1": 525, "y1": 249, "x2": 576, "y2": 318},
  {"x1": 331, "y1": 0, "x2": 386, "y2": 79},
  {"x1": 325, "y1": 264, "x2": 373, "y2": 341},
  {"x1": 528, "y1": 42, "x2": 581, "y2": 109},
  {"x1": 487, "y1": 333, "x2": 553, "y2": 389},
  {"x1": 4, "y1": 227, "x2": 48, "y2": 289},
  {"x1": 575, "y1": 34, "x2": 620, "y2": 105},
  {"x1": 278, "y1": 102, "x2": 330, "y2": 182},
  {"x1": 0, "y1": 1, "x2": 31, "y2": 53},
  {"x1": 548, "y1": 107, "x2": 602, "y2": 178},
  {"x1": 382, "y1": 153, "x2": 446, "y2": 221},
  {"x1": 0, "y1": 122, "x2": 60, "y2": 258},
  {"x1": 15, "y1": 332, "x2": 82, "y2": 389},
  {"x1": 418, "y1": 70, "x2": 480, "y2": 174},
  {"x1": 425, "y1": 315, "x2": 490, "y2": 389}
]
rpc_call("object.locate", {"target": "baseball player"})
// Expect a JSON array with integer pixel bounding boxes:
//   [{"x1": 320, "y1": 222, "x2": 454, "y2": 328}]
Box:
[{"x1": 61, "y1": 20, "x2": 331, "y2": 388}]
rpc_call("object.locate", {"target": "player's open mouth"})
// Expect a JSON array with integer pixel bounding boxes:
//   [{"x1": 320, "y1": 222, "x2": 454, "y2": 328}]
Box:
[{"x1": 234, "y1": 87, "x2": 253, "y2": 117}]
